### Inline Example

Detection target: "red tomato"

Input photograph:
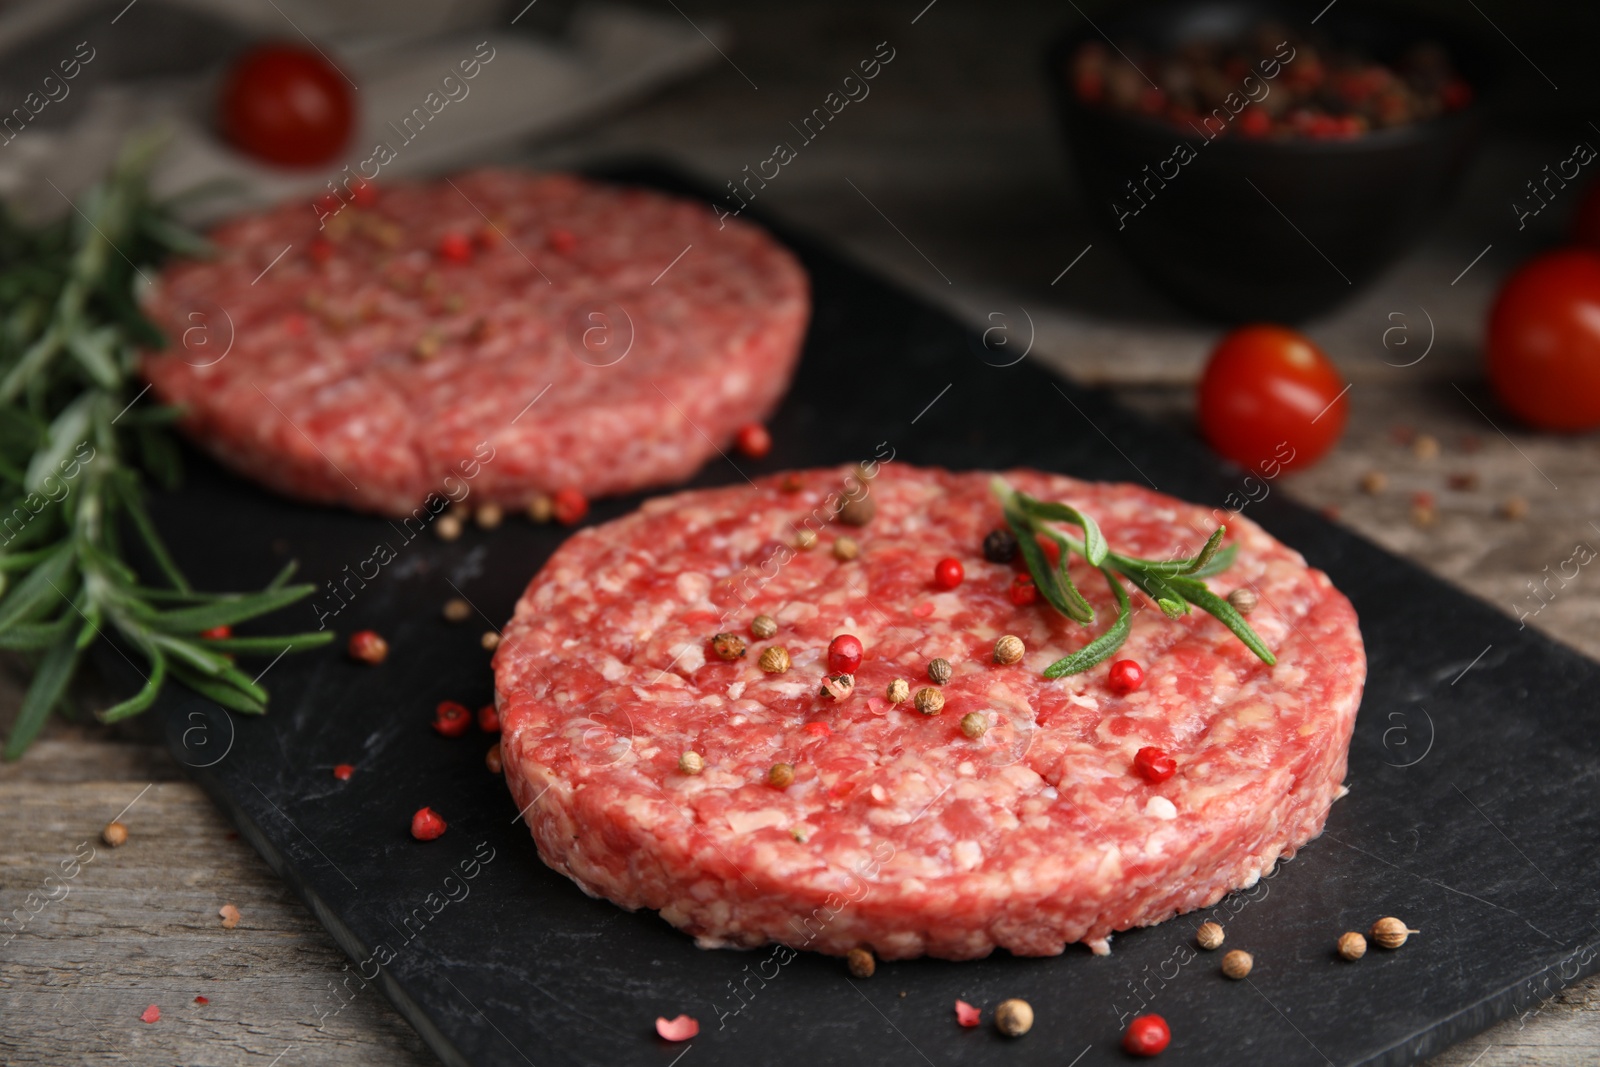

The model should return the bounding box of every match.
[1486,249,1600,431]
[1197,325,1347,473]
[219,43,354,167]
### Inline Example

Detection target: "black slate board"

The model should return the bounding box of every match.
[144,165,1600,1067]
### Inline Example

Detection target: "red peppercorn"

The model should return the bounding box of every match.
[347,630,388,665]
[734,423,772,459]
[350,180,379,208]
[932,558,964,590]
[547,228,578,254]
[803,721,831,738]
[194,996,209,1005]
[1134,746,1178,783]
[477,704,500,733]
[1009,573,1038,606]
[1238,106,1271,138]
[1108,658,1144,695]
[433,700,472,738]
[200,625,232,640]
[333,763,355,781]
[552,487,588,526]
[438,232,473,264]
[1123,1013,1171,1056]
[410,807,447,841]
[828,634,863,674]
[309,238,334,265]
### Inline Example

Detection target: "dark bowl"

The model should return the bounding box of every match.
[1045,0,1496,322]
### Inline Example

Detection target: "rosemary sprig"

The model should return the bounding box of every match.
[0,134,332,759]
[992,478,1275,679]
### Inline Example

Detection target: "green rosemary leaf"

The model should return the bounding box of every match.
[139,584,320,634]
[1121,567,1191,620]
[1187,543,1238,579]
[1015,494,1108,566]
[199,631,334,654]
[1005,500,1093,624]
[1042,570,1133,678]
[0,617,71,651]
[1168,576,1276,666]
[1188,526,1226,573]
[99,648,167,722]
[166,661,267,715]
[0,546,75,630]
[4,634,81,758]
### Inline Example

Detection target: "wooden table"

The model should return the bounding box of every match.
[4,2,1598,1063]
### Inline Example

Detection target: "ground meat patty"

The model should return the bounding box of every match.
[141,171,809,516]
[495,465,1365,960]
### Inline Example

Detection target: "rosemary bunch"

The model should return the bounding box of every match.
[993,478,1275,678]
[0,135,331,759]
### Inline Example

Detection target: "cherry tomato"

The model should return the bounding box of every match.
[1197,325,1348,473]
[219,43,354,167]
[1486,249,1600,431]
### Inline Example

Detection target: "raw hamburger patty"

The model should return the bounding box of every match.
[495,465,1365,960]
[141,170,809,516]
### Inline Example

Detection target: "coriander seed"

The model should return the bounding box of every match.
[750,614,778,639]
[475,502,503,529]
[527,494,554,523]
[768,762,795,788]
[1222,949,1253,979]
[994,998,1033,1037]
[1370,917,1418,949]
[913,687,945,715]
[886,678,910,704]
[960,712,988,739]
[443,598,471,622]
[758,646,791,674]
[833,536,859,561]
[1359,470,1388,495]
[1413,433,1440,461]
[994,634,1025,665]
[1226,588,1258,614]
[711,632,747,661]
[679,751,705,776]
[1501,495,1529,520]
[485,742,503,774]
[1196,921,1224,950]
[836,495,875,526]
[480,631,500,651]
[847,946,876,979]
[1337,931,1367,960]
[102,821,128,848]
[928,657,952,685]
[435,513,463,541]
[794,529,818,551]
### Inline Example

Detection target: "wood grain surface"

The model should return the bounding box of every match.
[3,1,1597,1064]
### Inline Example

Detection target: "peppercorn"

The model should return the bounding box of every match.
[679,751,705,776]
[347,630,388,665]
[710,633,747,661]
[836,495,875,526]
[847,946,876,979]
[102,821,128,848]
[1108,658,1144,694]
[1360,470,1388,495]
[820,673,855,701]
[435,513,463,541]
[993,634,1025,665]
[983,527,1018,563]
[927,657,952,684]
[750,614,778,639]
[1122,1013,1170,1056]
[527,494,554,523]
[333,763,355,780]
[1370,917,1418,949]
[1501,495,1529,520]
[758,646,791,674]
[994,998,1033,1037]
[476,503,503,529]
[932,557,964,590]
[433,701,472,738]
[411,806,448,841]
[485,743,503,774]
[1222,949,1253,979]
[1196,921,1225,950]
[1448,471,1480,491]
[734,423,771,459]
[1413,433,1440,461]
[886,678,910,704]
[477,704,500,733]
[443,598,471,622]
[1227,588,1258,615]
[1337,931,1367,960]
[219,903,241,929]
[795,529,818,550]
[768,762,795,788]
[833,536,859,561]
[828,634,863,674]
[552,487,588,526]
[913,687,945,715]
[481,631,500,650]
[960,712,988,739]
[780,474,804,493]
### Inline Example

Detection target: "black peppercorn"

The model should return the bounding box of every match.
[982,527,1018,564]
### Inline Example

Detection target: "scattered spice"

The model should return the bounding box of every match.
[993,634,1025,666]
[932,557,965,590]
[485,743,503,774]
[435,513,463,541]
[1226,588,1258,615]
[1108,658,1144,695]
[1221,949,1253,979]
[780,474,804,493]
[552,487,588,526]
[1410,491,1437,527]
[1134,746,1177,783]
[678,751,705,776]
[476,502,503,529]
[828,634,864,674]
[913,687,945,715]
[410,807,448,841]
[437,232,473,263]
[1359,470,1388,495]
[994,998,1032,1037]
[1122,1014,1170,1057]
[442,598,471,622]
[927,657,952,685]
[1412,433,1441,461]
[1370,916,1418,949]
[527,494,554,523]
[218,904,241,930]
[758,646,791,674]
[820,673,855,701]
[794,529,819,550]
[140,1004,161,1024]
[481,631,500,651]
[333,763,355,781]
[655,1015,699,1042]
[347,630,388,664]
[1009,573,1038,606]
[847,946,876,979]
[734,423,772,459]
[711,632,747,661]
[199,625,232,640]
[1196,921,1225,950]
[477,704,500,733]
[1500,495,1529,520]
[955,999,981,1028]
[803,722,831,738]
[836,494,875,526]
[1337,931,1367,960]
[768,762,795,788]
[833,536,859,561]
[1447,471,1480,491]
[194,996,209,1005]
[432,701,472,738]
[983,527,1019,563]
[960,712,988,739]
[412,332,441,360]
[886,678,910,704]
[789,826,807,843]
[751,614,778,639]
[102,821,128,848]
